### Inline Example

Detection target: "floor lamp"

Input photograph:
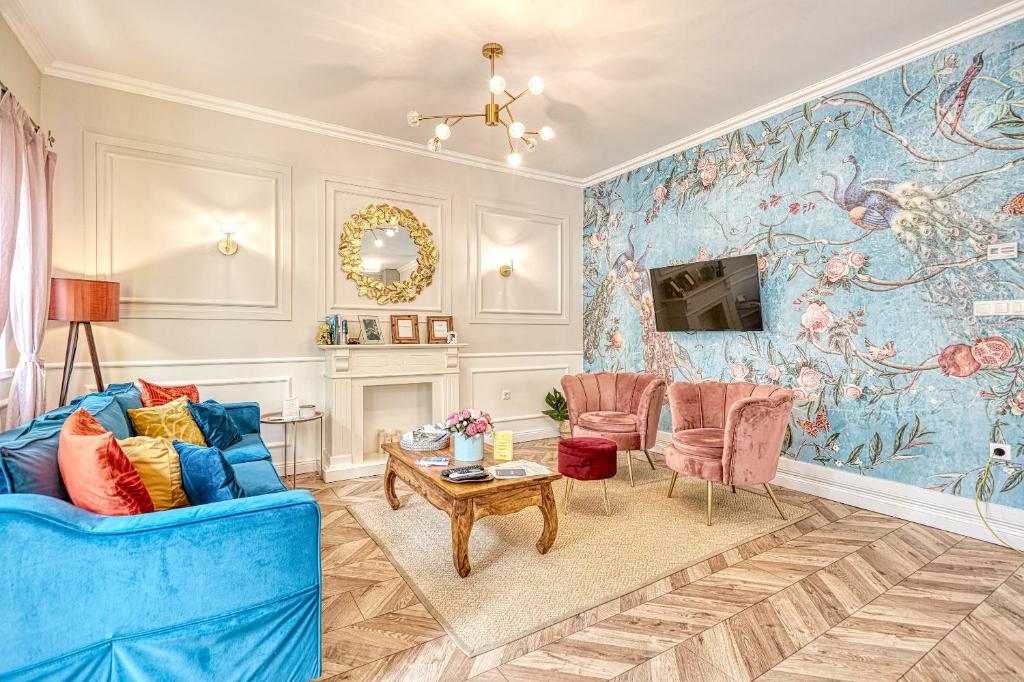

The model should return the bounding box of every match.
[48,278,120,406]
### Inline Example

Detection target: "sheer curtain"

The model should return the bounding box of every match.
[1,90,55,426]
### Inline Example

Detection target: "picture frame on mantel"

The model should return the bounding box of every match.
[359,315,384,344]
[426,315,453,344]
[390,314,420,344]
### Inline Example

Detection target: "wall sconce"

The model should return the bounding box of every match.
[499,258,514,277]
[218,221,239,256]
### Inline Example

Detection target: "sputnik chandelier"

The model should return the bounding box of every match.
[406,42,554,167]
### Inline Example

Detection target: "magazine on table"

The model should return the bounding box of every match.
[486,460,552,479]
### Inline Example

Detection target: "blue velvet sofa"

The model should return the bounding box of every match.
[0,384,322,681]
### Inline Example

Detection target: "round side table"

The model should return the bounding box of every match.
[260,410,324,489]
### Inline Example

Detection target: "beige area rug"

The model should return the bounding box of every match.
[349,466,811,657]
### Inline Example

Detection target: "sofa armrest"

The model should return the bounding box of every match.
[223,401,262,434]
[0,491,321,676]
[722,394,794,486]
[634,378,667,450]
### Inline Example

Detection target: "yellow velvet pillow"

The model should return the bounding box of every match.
[127,397,208,447]
[117,436,190,511]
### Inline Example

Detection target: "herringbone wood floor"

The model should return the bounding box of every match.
[303,439,1024,682]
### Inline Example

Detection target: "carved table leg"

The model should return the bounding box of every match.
[451,499,474,577]
[536,483,558,554]
[383,458,401,510]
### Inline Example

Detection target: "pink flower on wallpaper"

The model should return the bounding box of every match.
[731,151,747,165]
[847,251,866,268]
[823,258,849,282]
[765,364,781,381]
[609,331,624,349]
[696,155,717,187]
[844,384,863,399]
[797,366,822,390]
[653,185,668,202]
[801,301,833,332]
[589,232,604,249]
[757,256,768,272]
[677,178,689,192]
[792,388,808,400]
[729,362,751,380]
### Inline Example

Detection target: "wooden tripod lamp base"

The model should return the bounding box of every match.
[48,278,120,407]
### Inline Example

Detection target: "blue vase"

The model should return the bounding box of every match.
[453,433,484,461]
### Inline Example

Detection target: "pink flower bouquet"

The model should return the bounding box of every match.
[444,409,493,438]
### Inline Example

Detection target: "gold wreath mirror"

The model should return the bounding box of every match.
[339,203,438,304]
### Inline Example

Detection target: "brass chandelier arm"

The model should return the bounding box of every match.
[415,113,485,121]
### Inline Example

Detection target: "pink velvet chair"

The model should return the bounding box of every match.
[664,381,794,525]
[560,372,667,486]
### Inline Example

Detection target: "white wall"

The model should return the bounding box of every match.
[38,76,582,472]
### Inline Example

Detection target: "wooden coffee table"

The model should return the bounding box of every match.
[382,442,561,577]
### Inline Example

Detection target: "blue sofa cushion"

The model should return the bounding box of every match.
[222,432,272,465]
[74,394,133,440]
[231,459,287,497]
[173,441,245,505]
[0,429,70,500]
[187,400,242,450]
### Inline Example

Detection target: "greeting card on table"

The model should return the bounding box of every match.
[493,431,513,461]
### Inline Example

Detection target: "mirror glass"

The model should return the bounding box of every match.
[359,226,419,283]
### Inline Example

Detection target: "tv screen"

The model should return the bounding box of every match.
[649,255,763,332]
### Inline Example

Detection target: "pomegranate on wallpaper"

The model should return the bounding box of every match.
[583,20,1024,508]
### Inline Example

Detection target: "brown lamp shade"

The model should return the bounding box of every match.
[48,278,120,322]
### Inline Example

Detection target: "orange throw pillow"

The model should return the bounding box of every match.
[139,378,200,407]
[58,409,154,516]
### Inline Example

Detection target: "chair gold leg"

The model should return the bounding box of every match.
[764,483,786,520]
[626,451,634,487]
[706,481,713,526]
[602,479,610,516]
[667,471,678,498]
[643,449,656,470]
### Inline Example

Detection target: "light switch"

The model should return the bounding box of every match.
[987,242,1018,260]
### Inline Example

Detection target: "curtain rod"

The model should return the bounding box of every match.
[0,79,55,147]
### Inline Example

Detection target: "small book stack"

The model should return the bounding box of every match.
[400,423,450,452]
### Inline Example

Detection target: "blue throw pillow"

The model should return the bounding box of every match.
[187,400,242,450]
[75,394,132,440]
[173,441,245,505]
[0,429,71,500]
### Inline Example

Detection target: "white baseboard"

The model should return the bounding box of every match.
[273,457,320,478]
[654,431,1024,547]
[511,426,560,443]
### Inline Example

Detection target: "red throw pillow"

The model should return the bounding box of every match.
[139,378,200,407]
[58,409,154,516]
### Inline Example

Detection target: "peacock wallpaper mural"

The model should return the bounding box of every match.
[583,19,1024,509]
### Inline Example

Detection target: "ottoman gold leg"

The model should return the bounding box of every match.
[601,480,610,516]
[565,479,574,509]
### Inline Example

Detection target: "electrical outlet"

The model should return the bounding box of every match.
[990,443,1011,460]
[986,242,1018,260]
[501,390,511,401]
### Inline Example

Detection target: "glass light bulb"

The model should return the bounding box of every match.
[434,122,451,140]
[539,125,555,141]
[488,75,506,95]
[407,110,420,127]
[507,152,522,167]
[509,121,525,139]
[374,237,383,247]
[523,137,537,152]
[427,137,442,152]
[528,75,545,95]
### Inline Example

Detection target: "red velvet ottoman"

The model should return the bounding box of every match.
[557,437,617,515]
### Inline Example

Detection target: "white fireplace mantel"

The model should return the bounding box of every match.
[319,343,465,481]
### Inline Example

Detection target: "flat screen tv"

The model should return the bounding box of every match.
[649,255,763,332]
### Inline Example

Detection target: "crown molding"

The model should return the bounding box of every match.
[0,0,51,71]
[579,0,1024,187]
[43,61,584,187]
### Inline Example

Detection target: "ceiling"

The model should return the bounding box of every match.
[6,0,1017,180]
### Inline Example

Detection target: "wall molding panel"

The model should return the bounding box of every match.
[469,199,570,325]
[320,175,451,316]
[84,131,293,320]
